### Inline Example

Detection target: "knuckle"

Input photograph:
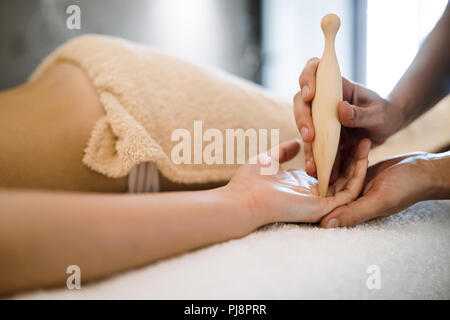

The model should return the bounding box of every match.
[299,57,320,85]
[352,106,361,123]
[293,91,302,105]
[299,72,308,87]
[306,57,320,66]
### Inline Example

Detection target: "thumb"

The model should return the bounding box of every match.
[320,192,383,228]
[338,101,381,128]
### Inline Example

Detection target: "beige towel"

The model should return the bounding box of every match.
[369,95,450,164]
[29,35,302,184]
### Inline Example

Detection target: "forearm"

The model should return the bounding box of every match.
[389,4,450,130]
[0,187,257,294]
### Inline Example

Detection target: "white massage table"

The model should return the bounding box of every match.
[14,200,450,300]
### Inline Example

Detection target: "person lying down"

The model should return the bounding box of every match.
[0,30,449,295]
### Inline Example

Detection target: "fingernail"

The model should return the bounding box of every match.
[302,86,309,99]
[300,127,309,140]
[326,218,340,228]
[306,160,311,169]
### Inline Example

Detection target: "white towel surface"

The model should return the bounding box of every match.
[14,200,450,299]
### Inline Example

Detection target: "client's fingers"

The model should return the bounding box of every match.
[353,138,372,161]
[267,139,301,164]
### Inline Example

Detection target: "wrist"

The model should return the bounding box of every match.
[420,152,450,199]
[384,95,407,135]
[388,86,424,132]
[218,184,267,231]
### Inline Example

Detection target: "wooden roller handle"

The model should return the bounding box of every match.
[311,14,343,197]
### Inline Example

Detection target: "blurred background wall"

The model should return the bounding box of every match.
[262,0,357,98]
[0,0,447,100]
[0,0,262,90]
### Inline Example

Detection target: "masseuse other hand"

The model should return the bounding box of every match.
[294,57,403,180]
[320,152,448,228]
[227,138,371,226]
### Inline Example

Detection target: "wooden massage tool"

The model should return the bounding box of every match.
[312,14,343,197]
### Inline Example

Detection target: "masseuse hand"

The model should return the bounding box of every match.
[320,152,450,228]
[227,138,371,225]
[294,57,404,180]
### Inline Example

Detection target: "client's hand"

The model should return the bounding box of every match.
[226,138,371,226]
[320,152,448,228]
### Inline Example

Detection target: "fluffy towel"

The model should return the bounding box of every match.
[13,200,450,299]
[370,95,450,164]
[29,35,302,183]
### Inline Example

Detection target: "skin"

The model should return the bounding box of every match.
[0,63,128,192]
[0,5,448,292]
[0,61,371,294]
[0,139,371,295]
[321,151,450,228]
[294,3,450,227]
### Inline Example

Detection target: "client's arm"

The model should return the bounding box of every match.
[0,139,371,295]
[0,187,249,294]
